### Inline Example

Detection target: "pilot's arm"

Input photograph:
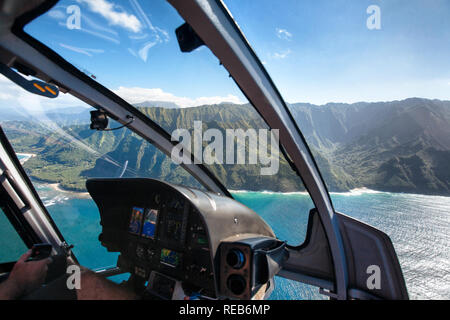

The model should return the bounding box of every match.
[75,269,138,300]
[0,250,51,300]
[0,250,137,300]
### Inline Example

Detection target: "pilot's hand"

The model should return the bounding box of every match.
[5,250,52,298]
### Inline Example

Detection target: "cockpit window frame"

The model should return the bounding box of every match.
[0,126,63,249]
[2,0,351,298]
[166,0,348,298]
[8,0,233,199]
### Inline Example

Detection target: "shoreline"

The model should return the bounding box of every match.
[230,187,450,198]
[230,187,380,196]
[36,182,450,200]
[45,183,91,199]
[16,153,36,164]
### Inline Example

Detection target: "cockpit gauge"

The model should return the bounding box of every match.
[136,244,145,259]
[147,247,156,260]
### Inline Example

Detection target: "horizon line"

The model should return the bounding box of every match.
[129,96,450,109]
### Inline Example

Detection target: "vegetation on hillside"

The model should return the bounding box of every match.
[2,98,449,195]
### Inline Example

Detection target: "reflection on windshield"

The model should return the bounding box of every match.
[0,0,446,300]
[24,0,310,195]
[0,91,203,191]
[20,0,317,255]
[26,0,242,104]
[0,76,205,269]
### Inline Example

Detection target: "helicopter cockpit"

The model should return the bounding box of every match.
[0,0,409,300]
[86,178,286,300]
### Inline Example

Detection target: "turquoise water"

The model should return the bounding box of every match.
[0,208,29,262]
[234,190,450,300]
[16,154,31,161]
[3,183,449,300]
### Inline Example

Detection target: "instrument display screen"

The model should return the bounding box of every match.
[128,207,144,235]
[142,209,158,239]
[160,248,181,268]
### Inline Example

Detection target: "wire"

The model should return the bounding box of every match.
[103,115,135,131]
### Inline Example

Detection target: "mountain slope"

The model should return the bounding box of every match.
[2,98,450,195]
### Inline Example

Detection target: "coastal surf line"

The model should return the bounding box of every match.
[170,121,280,175]
[16,153,36,164]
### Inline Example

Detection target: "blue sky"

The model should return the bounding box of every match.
[2,0,449,110]
[225,0,450,104]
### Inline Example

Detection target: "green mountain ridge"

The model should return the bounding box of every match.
[289,98,450,195]
[2,98,449,195]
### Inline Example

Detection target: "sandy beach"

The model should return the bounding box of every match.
[47,183,91,199]
[16,153,36,164]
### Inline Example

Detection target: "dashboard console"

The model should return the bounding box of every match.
[86,178,287,300]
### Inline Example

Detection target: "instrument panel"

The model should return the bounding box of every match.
[119,193,215,297]
[87,178,281,300]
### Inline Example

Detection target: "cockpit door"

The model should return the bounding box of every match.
[279,209,409,300]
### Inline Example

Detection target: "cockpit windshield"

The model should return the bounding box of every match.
[220,0,450,300]
[24,0,306,191]
[1,0,448,301]
[21,0,315,246]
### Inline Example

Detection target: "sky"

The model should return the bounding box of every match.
[1,0,450,111]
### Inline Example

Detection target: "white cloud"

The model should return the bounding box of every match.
[0,74,241,118]
[138,41,158,62]
[47,9,66,20]
[129,33,149,41]
[56,21,121,44]
[154,26,170,43]
[129,0,169,43]
[113,86,243,108]
[271,49,292,60]
[276,28,293,41]
[0,75,17,100]
[55,0,168,63]
[82,12,119,36]
[59,43,105,57]
[0,92,14,100]
[0,74,104,159]
[126,0,169,62]
[77,0,142,33]
[0,74,88,114]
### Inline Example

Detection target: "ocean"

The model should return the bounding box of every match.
[235,190,450,300]
[2,183,449,300]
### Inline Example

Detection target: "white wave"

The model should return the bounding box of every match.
[330,187,383,196]
[280,191,309,196]
[42,194,72,207]
[16,153,35,164]
[386,191,450,201]
[44,200,56,207]
[230,189,309,195]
